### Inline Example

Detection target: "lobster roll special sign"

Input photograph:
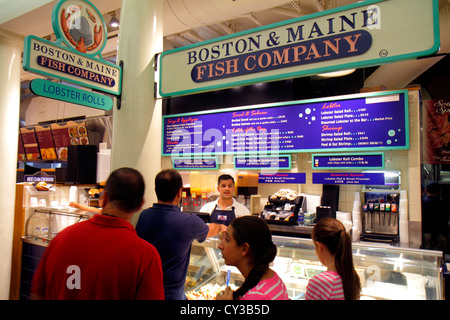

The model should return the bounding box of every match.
[23,0,121,96]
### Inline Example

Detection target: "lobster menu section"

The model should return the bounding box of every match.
[162,90,409,156]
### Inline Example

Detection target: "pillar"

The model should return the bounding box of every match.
[112,0,164,208]
[0,29,23,299]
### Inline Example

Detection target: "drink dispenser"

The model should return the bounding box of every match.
[190,171,201,207]
[236,172,259,196]
[200,173,214,207]
[360,191,400,243]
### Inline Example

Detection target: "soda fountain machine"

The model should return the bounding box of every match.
[360,171,402,244]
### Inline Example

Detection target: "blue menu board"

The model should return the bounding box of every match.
[162,90,409,156]
[234,155,291,170]
[313,172,385,185]
[312,153,385,170]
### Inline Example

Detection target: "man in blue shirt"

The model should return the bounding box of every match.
[136,169,224,300]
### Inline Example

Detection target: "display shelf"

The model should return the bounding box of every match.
[186,235,444,300]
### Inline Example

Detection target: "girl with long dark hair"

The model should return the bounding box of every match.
[216,216,289,300]
[306,217,361,300]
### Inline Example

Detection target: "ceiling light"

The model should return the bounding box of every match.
[316,69,356,78]
[109,11,119,28]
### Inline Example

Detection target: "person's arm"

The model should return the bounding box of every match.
[206,222,226,238]
[69,202,102,213]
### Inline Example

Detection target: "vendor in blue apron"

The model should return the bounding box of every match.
[210,206,236,226]
[200,174,250,226]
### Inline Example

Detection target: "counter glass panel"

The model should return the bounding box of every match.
[186,235,443,300]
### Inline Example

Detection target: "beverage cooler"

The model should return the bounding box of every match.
[185,236,444,300]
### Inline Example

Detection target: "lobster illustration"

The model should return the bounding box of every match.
[61,6,103,54]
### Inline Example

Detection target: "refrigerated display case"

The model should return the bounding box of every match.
[24,207,91,245]
[185,235,444,300]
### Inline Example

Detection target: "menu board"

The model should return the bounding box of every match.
[172,157,218,170]
[20,127,40,160]
[35,125,57,160]
[313,172,385,185]
[234,155,291,169]
[162,90,409,156]
[258,173,306,184]
[51,121,89,160]
[312,153,384,170]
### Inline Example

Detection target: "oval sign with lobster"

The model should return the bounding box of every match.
[52,0,107,57]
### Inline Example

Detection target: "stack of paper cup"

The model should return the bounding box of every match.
[399,190,409,244]
[69,186,78,203]
[97,143,111,183]
[351,191,362,242]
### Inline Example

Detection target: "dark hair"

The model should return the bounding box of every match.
[230,216,277,299]
[426,182,439,195]
[218,174,234,185]
[104,167,145,213]
[155,169,183,202]
[312,217,361,300]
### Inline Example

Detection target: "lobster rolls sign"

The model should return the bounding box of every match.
[159,0,439,97]
[23,0,121,96]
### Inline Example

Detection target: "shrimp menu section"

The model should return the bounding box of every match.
[162,90,409,156]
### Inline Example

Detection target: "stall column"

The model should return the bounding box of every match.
[111,0,163,207]
[0,29,23,299]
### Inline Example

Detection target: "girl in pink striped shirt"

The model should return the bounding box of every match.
[216,216,289,300]
[306,218,361,300]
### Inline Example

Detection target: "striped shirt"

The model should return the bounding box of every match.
[240,271,289,300]
[305,271,345,300]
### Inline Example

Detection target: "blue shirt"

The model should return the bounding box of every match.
[136,203,209,300]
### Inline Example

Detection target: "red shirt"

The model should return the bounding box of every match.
[32,214,164,300]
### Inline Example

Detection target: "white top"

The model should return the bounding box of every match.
[199,198,250,218]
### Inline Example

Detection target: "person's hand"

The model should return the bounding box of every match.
[69,202,81,209]
[216,286,233,300]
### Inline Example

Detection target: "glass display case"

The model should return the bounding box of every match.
[24,207,91,245]
[20,184,93,246]
[185,236,444,300]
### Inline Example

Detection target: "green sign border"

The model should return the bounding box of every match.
[171,156,219,170]
[311,152,385,170]
[29,78,113,111]
[233,155,292,170]
[161,89,410,156]
[23,35,122,96]
[159,0,439,97]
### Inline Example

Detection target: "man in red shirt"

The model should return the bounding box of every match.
[31,167,164,300]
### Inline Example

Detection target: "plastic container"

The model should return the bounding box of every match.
[297,208,304,226]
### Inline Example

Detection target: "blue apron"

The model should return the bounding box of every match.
[210,206,236,226]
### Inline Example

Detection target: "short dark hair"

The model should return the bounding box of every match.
[155,169,183,202]
[217,174,234,186]
[104,167,145,213]
[426,182,439,195]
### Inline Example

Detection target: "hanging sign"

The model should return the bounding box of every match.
[234,155,292,170]
[159,0,439,97]
[162,90,409,156]
[29,79,113,111]
[23,0,121,96]
[312,152,385,169]
[312,172,385,185]
[258,173,306,184]
[172,157,219,170]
